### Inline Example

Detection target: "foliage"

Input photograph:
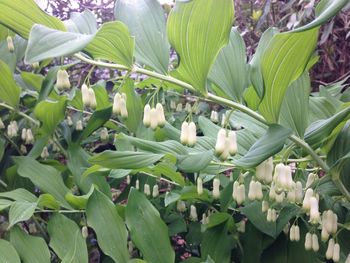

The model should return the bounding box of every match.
[0,0,349,263]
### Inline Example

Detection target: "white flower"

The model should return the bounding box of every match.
[81,84,90,107]
[119,94,128,118]
[144,184,151,196]
[135,179,140,190]
[212,178,220,199]
[156,103,166,127]
[333,243,340,262]
[262,201,269,213]
[215,128,227,155]
[113,93,122,115]
[306,173,317,188]
[176,200,186,212]
[0,118,4,129]
[100,128,109,141]
[75,120,83,131]
[326,238,335,260]
[81,226,88,239]
[25,129,34,145]
[187,122,197,147]
[126,175,131,185]
[21,128,27,141]
[66,116,73,126]
[309,197,320,224]
[190,205,198,221]
[56,69,71,90]
[185,102,192,113]
[40,146,49,159]
[210,110,219,123]
[302,188,314,211]
[345,253,350,263]
[176,103,182,112]
[197,177,203,195]
[150,108,158,130]
[7,36,14,52]
[256,157,273,183]
[304,232,312,251]
[312,234,319,252]
[143,104,151,128]
[180,121,189,145]
[227,131,237,155]
[152,185,159,198]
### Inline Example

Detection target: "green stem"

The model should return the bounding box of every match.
[73,53,330,173]
[0,102,40,126]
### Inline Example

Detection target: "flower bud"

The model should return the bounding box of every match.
[113,93,122,115]
[333,243,340,262]
[190,205,198,221]
[185,102,192,113]
[156,103,166,127]
[236,185,246,205]
[262,201,269,213]
[255,181,263,200]
[212,178,220,199]
[66,116,73,126]
[20,145,27,154]
[126,175,131,185]
[135,179,140,190]
[275,192,285,203]
[309,197,320,224]
[149,108,158,130]
[88,88,97,109]
[170,100,176,110]
[294,225,300,241]
[143,104,151,128]
[187,122,197,147]
[295,181,303,203]
[152,184,159,198]
[81,84,90,107]
[197,177,203,195]
[7,36,14,52]
[215,129,227,155]
[210,110,219,123]
[304,232,312,251]
[75,120,83,131]
[312,234,319,252]
[248,180,256,200]
[21,128,27,141]
[0,118,4,129]
[144,184,151,196]
[232,181,239,200]
[180,121,189,145]
[56,69,71,90]
[176,103,182,112]
[176,200,186,212]
[306,173,316,188]
[25,129,34,145]
[290,225,295,241]
[326,238,335,260]
[100,128,109,141]
[120,98,128,118]
[227,131,237,155]
[302,188,314,211]
[82,226,88,239]
[41,146,49,159]
[237,220,246,233]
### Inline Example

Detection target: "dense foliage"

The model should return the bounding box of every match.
[0,0,349,262]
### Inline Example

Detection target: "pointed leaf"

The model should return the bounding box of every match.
[114,0,169,73]
[86,189,129,263]
[126,188,175,263]
[8,201,37,228]
[167,0,234,93]
[64,10,97,34]
[0,59,21,107]
[0,239,21,263]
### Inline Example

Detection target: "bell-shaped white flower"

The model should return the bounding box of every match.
[333,243,340,262]
[309,197,320,224]
[152,185,159,198]
[294,225,300,241]
[135,179,140,190]
[21,128,27,141]
[236,184,246,205]
[113,93,122,115]
[126,175,131,185]
[176,103,182,112]
[100,128,109,141]
[304,232,312,251]
[295,181,303,203]
[302,188,314,211]
[227,131,237,155]
[143,104,151,127]
[25,129,34,145]
[180,121,189,145]
[144,184,151,196]
[256,157,273,183]
[119,95,128,118]
[312,234,319,252]
[150,108,158,130]
[197,177,203,195]
[187,122,197,147]
[66,116,73,126]
[7,36,14,52]
[75,120,83,131]
[156,103,166,127]
[262,201,269,213]
[212,178,220,199]
[306,173,317,188]
[41,146,49,159]
[0,118,4,129]
[190,205,198,221]
[176,200,186,212]
[81,84,90,108]
[81,226,88,239]
[215,128,227,155]
[185,102,192,113]
[56,69,71,90]
[210,110,219,123]
[290,225,296,241]
[326,238,335,260]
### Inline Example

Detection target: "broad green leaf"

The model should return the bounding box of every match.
[177,151,214,173]
[8,201,37,228]
[117,133,188,155]
[243,86,261,111]
[0,239,21,263]
[38,66,59,102]
[0,0,65,39]
[89,150,164,169]
[259,28,319,123]
[64,10,97,34]
[249,27,279,97]
[34,98,67,135]
[92,83,111,110]
[73,106,112,143]
[85,21,134,68]
[293,0,349,32]
[309,96,338,123]
[209,28,248,102]
[21,72,44,91]
[114,0,169,73]
[0,199,12,211]
[25,24,94,64]
[67,145,111,196]
[37,194,60,210]
[0,59,21,107]
[279,72,310,137]
[65,186,94,210]
[0,189,37,203]
[305,106,350,148]
[86,189,129,263]
[126,188,175,263]
[47,213,88,263]
[167,0,234,94]
[119,78,143,133]
[234,124,292,168]
[14,156,71,209]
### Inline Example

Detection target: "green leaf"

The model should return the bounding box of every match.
[38,66,59,102]
[0,188,37,203]
[64,10,97,34]
[8,201,37,228]
[37,194,60,210]
[65,186,94,210]
[85,21,134,68]
[177,150,214,173]
[86,189,129,263]
[91,82,112,110]
[209,28,248,102]
[10,226,51,263]
[0,59,21,107]
[89,150,164,169]
[119,78,143,133]
[47,213,88,263]
[25,24,94,64]
[21,72,44,91]
[259,28,319,123]
[34,98,67,135]
[0,0,66,39]
[279,72,310,137]
[0,239,21,263]
[14,156,71,209]
[234,124,292,168]
[293,0,349,32]
[0,199,12,211]
[167,0,234,94]
[73,106,112,143]
[126,188,175,263]
[305,106,350,148]
[114,0,169,73]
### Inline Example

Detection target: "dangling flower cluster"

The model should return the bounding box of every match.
[210,110,219,123]
[304,232,319,252]
[273,163,294,191]
[215,128,237,160]
[302,188,320,224]
[305,172,317,188]
[266,208,277,222]
[212,178,221,199]
[256,158,273,183]
[326,239,340,262]
[7,121,18,138]
[56,69,71,90]
[180,121,197,147]
[7,36,14,52]
[321,210,338,241]
[232,181,245,205]
[289,224,300,241]
[21,128,34,145]
[143,103,166,129]
[81,84,97,109]
[248,180,263,201]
